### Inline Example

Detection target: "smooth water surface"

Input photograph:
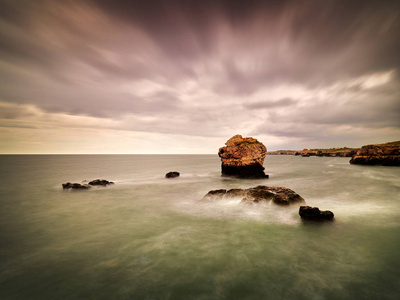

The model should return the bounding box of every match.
[0,155,399,300]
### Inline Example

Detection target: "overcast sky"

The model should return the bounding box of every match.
[0,0,399,153]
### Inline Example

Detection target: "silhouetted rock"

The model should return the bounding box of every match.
[350,142,400,166]
[88,179,114,186]
[299,206,334,220]
[62,182,91,190]
[218,135,268,178]
[165,171,180,178]
[203,185,305,205]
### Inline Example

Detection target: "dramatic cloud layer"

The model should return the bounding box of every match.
[0,0,399,153]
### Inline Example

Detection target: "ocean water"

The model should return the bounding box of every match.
[0,155,399,300]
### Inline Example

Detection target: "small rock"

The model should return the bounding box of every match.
[299,206,334,220]
[165,171,180,178]
[62,182,91,190]
[88,179,114,186]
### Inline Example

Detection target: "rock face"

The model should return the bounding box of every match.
[165,171,180,178]
[299,206,334,220]
[203,185,305,206]
[88,179,114,186]
[62,182,91,189]
[218,135,267,178]
[349,142,400,166]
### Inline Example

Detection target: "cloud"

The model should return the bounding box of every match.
[244,98,297,110]
[0,0,399,153]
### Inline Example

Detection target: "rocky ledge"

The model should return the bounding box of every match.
[349,141,400,166]
[203,185,305,205]
[62,179,114,189]
[218,135,268,178]
[299,206,334,221]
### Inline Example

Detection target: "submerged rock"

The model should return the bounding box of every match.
[62,182,91,190]
[349,142,400,166]
[299,206,334,220]
[88,179,114,186]
[165,171,180,178]
[203,185,305,206]
[218,135,268,178]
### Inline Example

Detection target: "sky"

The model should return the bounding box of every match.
[0,0,399,154]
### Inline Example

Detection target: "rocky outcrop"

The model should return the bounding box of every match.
[165,171,180,178]
[218,135,268,178]
[299,206,334,220]
[203,185,305,206]
[62,182,91,190]
[88,179,114,186]
[349,142,400,166]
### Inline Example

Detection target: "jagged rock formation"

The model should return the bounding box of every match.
[165,171,180,178]
[299,206,334,220]
[203,185,305,206]
[349,142,400,166]
[218,135,268,178]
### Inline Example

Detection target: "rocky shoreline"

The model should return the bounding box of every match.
[350,142,400,166]
[267,148,358,157]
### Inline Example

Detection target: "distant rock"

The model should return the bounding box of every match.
[218,135,268,178]
[349,142,400,166]
[62,182,91,190]
[62,179,114,189]
[203,185,305,206]
[88,179,114,186]
[165,171,180,178]
[299,206,334,220]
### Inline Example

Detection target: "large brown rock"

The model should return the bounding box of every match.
[349,142,400,166]
[218,135,267,178]
[203,185,305,206]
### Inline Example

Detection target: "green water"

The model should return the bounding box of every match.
[0,155,399,299]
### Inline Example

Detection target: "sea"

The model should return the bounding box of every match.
[0,155,399,300]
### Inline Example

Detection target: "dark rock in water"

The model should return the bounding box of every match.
[218,135,268,178]
[299,206,334,220]
[245,186,305,205]
[204,189,227,198]
[62,182,91,190]
[203,185,305,205]
[165,171,180,178]
[349,142,400,166]
[225,188,246,198]
[88,179,114,186]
